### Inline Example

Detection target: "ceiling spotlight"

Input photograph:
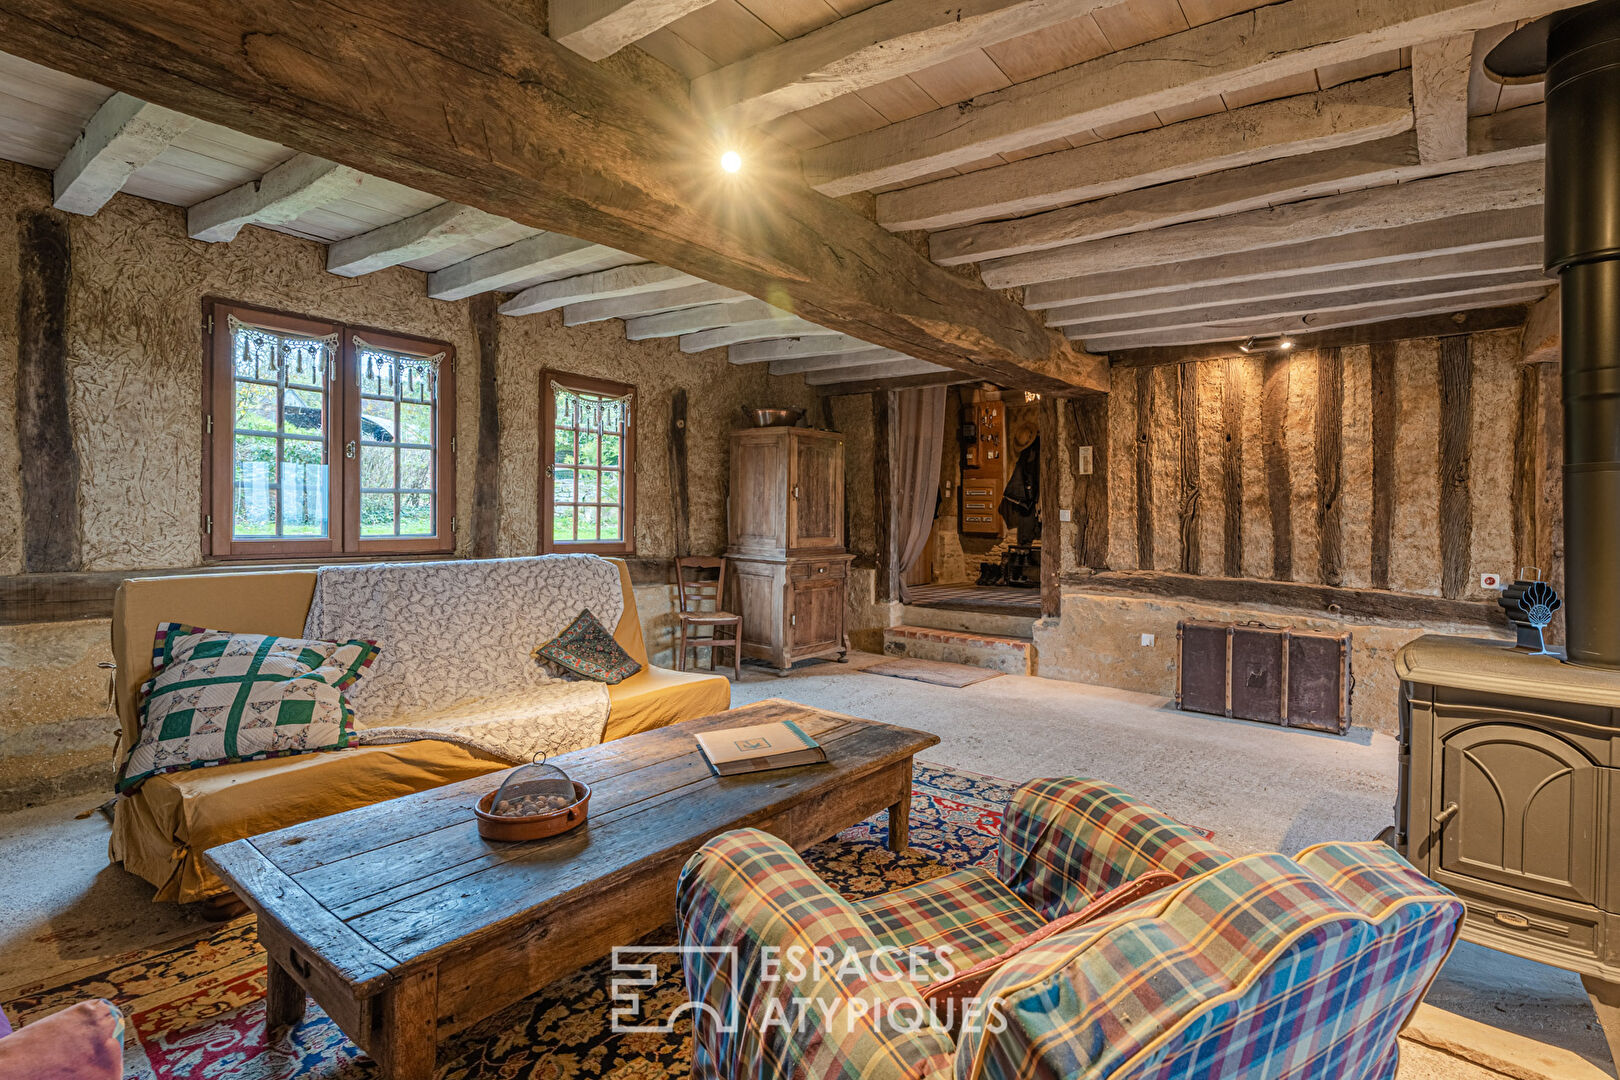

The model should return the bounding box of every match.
[720,150,742,173]
[1238,335,1296,353]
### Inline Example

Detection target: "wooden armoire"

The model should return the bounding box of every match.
[726,426,852,676]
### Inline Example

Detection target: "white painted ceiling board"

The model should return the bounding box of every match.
[401,221,546,272]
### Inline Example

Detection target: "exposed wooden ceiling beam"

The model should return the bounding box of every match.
[1521,285,1560,364]
[728,334,880,363]
[1109,303,1533,368]
[500,263,699,316]
[691,0,1108,127]
[1042,242,1545,327]
[883,73,1416,233]
[560,281,741,325]
[768,348,905,374]
[326,201,510,276]
[1072,270,1549,344]
[815,369,972,395]
[0,0,1102,391]
[548,0,717,61]
[988,160,1541,288]
[680,319,838,353]
[624,298,786,339]
[427,234,636,301]
[52,92,196,215]
[1412,33,1473,163]
[187,152,363,242]
[1074,285,1549,351]
[803,357,946,384]
[936,104,1542,267]
[803,0,1579,195]
[1024,205,1543,309]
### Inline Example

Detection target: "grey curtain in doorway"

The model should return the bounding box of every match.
[892,386,947,603]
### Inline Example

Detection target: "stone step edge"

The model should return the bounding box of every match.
[884,625,1033,649]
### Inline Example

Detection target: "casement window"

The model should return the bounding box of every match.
[540,371,636,556]
[204,301,456,558]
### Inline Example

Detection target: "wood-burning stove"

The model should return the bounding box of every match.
[1396,1,1620,1058]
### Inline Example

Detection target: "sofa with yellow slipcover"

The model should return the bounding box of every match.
[108,558,729,903]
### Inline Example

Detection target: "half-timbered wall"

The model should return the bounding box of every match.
[0,158,816,808]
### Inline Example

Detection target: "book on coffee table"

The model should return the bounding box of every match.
[695,720,827,776]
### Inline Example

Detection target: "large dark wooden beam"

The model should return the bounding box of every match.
[1315,346,1344,586]
[1262,354,1293,580]
[668,387,690,559]
[1134,367,1154,569]
[1221,357,1244,577]
[1178,362,1200,575]
[1039,394,1060,619]
[816,369,973,396]
[1071,394,1109,569]
[1438,334,1473,599]
[469,293,501,559]
[873,392,895,604]
[0,0,1104,394]
[1060,569,1505,628]
[1110,304,1530,369]
[1369,340,1397,590]
[16,210,78,573]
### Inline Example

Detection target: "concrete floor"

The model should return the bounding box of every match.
[0,652,1611,1077]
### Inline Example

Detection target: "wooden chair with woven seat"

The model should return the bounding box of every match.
[675,556,742,680]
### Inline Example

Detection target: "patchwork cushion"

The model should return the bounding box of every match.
[118,623,378,792]
[534,609,641,684]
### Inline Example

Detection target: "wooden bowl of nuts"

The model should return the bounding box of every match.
[474,779,591,841]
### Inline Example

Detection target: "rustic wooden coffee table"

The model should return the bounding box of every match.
[205,700,938,1080]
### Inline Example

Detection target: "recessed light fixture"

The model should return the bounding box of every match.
[720,150,742,173]
[1239,337,1258,353]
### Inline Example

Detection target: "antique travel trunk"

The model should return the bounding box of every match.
[1176,621,1352,735]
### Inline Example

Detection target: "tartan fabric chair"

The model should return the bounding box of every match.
[676,777,1462,1080]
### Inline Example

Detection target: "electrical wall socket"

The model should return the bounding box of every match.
[1059,508,1072,522]
[1078,446,1094,475]
[1140,633,1155,647]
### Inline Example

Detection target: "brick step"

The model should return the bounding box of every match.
[882,624,1034,675]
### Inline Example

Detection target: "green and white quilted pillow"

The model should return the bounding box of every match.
[117,623,379,793]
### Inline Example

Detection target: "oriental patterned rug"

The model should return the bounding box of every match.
[3,763,1032,1080]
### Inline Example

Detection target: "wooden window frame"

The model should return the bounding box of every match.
[203,300,456,560]
[539,370,636,556]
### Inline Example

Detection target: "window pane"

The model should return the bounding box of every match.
[554,429,575,466]
[400,402,432,444]
[361,445,396,489]
[601,434,621,468]
[283,388,324,437]
[361,492,397,536]
[282,461,328,536]
[400,365,434,404]
[555,391,574,427]
[578,469,598,504]
[399,449,433,491]
[600,506,621,541]
[553,504,575,542]
[361,397,394,442]
[554,467,575,504]
[285,343,325,388]
[601,471,621,506]
[235,382,278,433]
[576,506,598,541]
[578,430,599,466]
[360,352,396,398]
[233,435,278,538]
[399,491,433,536]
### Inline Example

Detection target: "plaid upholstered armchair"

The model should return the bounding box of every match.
[676,777,1462,1080]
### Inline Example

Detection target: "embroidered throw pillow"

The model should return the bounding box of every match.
[534,609,641,684]
[118,623,379,792]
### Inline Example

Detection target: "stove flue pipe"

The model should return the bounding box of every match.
[1490,0,1620,667]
